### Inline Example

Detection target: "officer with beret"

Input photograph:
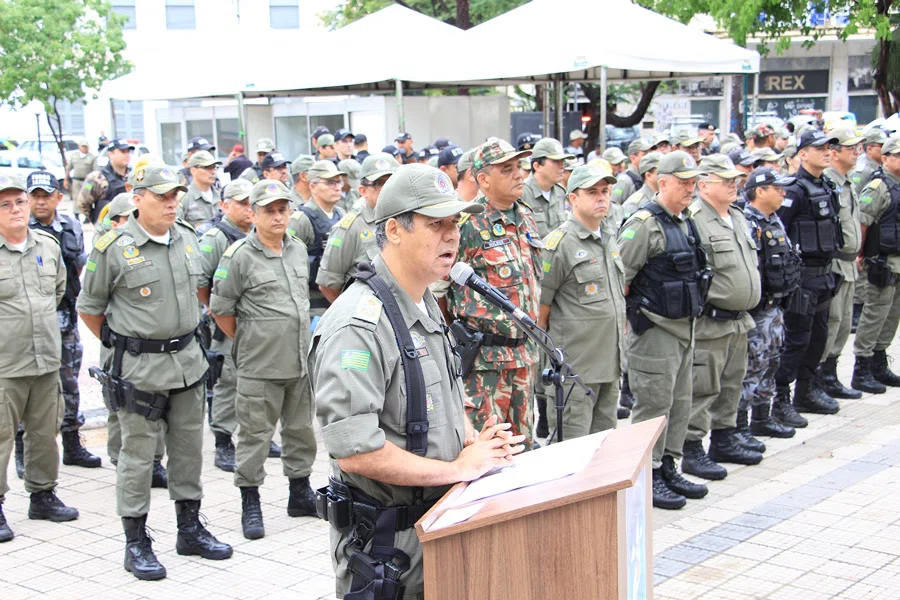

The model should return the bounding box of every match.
[311,163,522,599]
[612,139,651,204]
[78,138,133,223]
[290,154,316,207]
[0,174,80,544]
[622,152,662,220]
[538,163,625,438]
[181,150,224,227]
[210,179,319,540]
[697,123,718,156]
[78,164,232,580]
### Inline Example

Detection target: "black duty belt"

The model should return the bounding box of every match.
[837,251,858,262]
[102,327,196,355]
[702,305,747,321]
[755,295,782,311]
[481,332,525,347]
[802,264,831,276]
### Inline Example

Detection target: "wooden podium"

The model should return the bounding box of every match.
[415,416,665,600]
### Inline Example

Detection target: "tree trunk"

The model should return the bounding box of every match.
[455,0,470,30]
[46,99,68,173]
[579,82,659,151]
[731,75,745,140]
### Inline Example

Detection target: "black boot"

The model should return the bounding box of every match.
[536,397,549,439]
[0,504,13,543]
[750,403,795,438]
[851,302,862,333]
[708,428,763,465]
[617,406,631,419]
[852,356,887,394]
[619,372,635,409]
[287,477,317,517]
[651,468,685,510]
[61,431,102,468]
[174,500,232,560]
[240,487,265,540]
[681,439,728,480]
[772,386,808,428]
[151,460,168,489]
[122,515,166,580]
[660,455,707,499]
[793,378,839,415]
[14,429,24,480]
[213,432,236,472]
[871,350,900,387]
[734,410,766,453]
[28,491,79,522]
[818,356,862,399]
[268,441,282,458]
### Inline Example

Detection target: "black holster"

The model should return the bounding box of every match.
[626,307,655,336]
[865,256,898,288]
[88,366,168,421]
[205,349,225,390]
[449,321,484,379]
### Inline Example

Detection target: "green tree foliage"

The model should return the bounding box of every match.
[0,0,131,172]
[321,0,527,30]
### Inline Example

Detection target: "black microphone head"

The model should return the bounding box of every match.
[450,262,474,286]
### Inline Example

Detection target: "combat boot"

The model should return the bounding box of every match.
[174,500,233,560]
[287,477,317,517]
[852,355,887,394]
[851,302,862,333]
[28,491,79,522]
[772,385,808,428]
[14,429,24,479]
[213,432,236,472]
[240,487,265,540]
[151,460,168,489]
[681,439,727,480]
[818,356,861,399]
[871,350,900,387]
[750,403,795,438]
[617,406,631,419]
[793,378,839,415]
[268,441,282,458]
[708,429,763,465]
[660,455,707,499]
[61,431,102,468]
[733,410,766,453]
[0,504,13,543]
[122,514,166,580]
[535,397,549,439]
[619,372,635,409]
[651,468,685,510]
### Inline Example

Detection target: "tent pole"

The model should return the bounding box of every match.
[542,85,550,137]
[395,79,406,133]
[236,92,247,148]
[555,75,564,140]
[752,73,760,127]
[722,75,733,135]
[599,66,608,150]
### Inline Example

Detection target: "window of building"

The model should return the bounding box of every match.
[274,116,310,159]
[166,0,195,30]
[215,118,241,160]
[47,100,87,138]
[186,119,214,150]
[112,100,144,141]
[161,123,182,166]
[270,0,299,29]
[112,1,136,29]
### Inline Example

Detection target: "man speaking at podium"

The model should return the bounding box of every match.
[310,164,526,600]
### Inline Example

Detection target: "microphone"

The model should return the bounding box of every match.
[450,262,537,328]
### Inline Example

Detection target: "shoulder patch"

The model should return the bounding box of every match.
[175,218,195,232]
[352,294,383,324]
[204,227,221,238]
[222,238,248,258]
[871,179,883,189]
[688,201,702,216]
[94,230,121,252]
[633,209,653,221]
[338,212,358,229]
[543,228,567,251]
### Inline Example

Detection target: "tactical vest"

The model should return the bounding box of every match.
[299,204,342,291]
[864,170,900,257]
[786,175,842,261]
[628,203,710,319]
[91,164,128,223]
[30,214,83,306]
[196,215,246,243]
[745,210,802,299]
[179,166,192,187]
[625,169,642,191]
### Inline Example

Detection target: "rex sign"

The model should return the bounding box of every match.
[751,70,830,96]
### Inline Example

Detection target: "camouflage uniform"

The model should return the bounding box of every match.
[78,166,130,223]
[740,306,784,411]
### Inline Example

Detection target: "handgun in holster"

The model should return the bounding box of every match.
[449,321,484,379]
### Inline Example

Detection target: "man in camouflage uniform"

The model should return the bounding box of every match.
[68,138,96,219]
[289,154,315,208]
[538,163,625,439]
[180,151,223,227]
[622,152,661,220]
[445,139,541,450]
[79,138,133,223]
[317,153,398,303]
[611,139,651,204]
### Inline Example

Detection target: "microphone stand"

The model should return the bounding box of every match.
[503,309,592,444]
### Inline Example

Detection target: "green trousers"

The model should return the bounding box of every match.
[234,376,316,488]
[854,279,900,357]
[209,336,237,437]
[547,381,617,441]
[117,383,205,517]
[626,326,693,469]
[686,329,748,442]
[825,277,855,359]
[0,372,62,503]
[107,410,165,463]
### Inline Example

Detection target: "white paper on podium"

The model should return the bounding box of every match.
[431,501,486,530]
[452,430,609,506]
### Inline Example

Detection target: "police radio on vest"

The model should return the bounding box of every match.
[450,262,537,328]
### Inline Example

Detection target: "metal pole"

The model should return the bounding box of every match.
[555,75,564,140]
[722,75,733,135]
[542,84,550,137]
[599,66,608,150]
[752,72,760,127]
[36,113,42,160]
[235,92,247,147]
[395,79,405,133]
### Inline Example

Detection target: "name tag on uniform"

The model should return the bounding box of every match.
[483,237,511,250]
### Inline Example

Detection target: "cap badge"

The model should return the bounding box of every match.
[375,159,391,171]
[683,156,695,168]
[434,173,454,195]
[0,176,9,186]
[134,169,145,182]
[160,168,175,180]
[267,183,279,194]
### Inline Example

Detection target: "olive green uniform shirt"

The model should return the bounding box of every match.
[622,183,656,220]
[68,151,96,180]
[210,232,311,379]
[617,197,694,341]
[77,216,207,391]
[520,175,567,238]
[197,217,246,289]
[316,202,379,290]
[0,229,66,375]
[689,198,761,339]
[859,171,900,273]
[825,166,862,281]
[540,216,626,383]
[851,155,881,198]
[611,166,640,205]
[180,183,221,227]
